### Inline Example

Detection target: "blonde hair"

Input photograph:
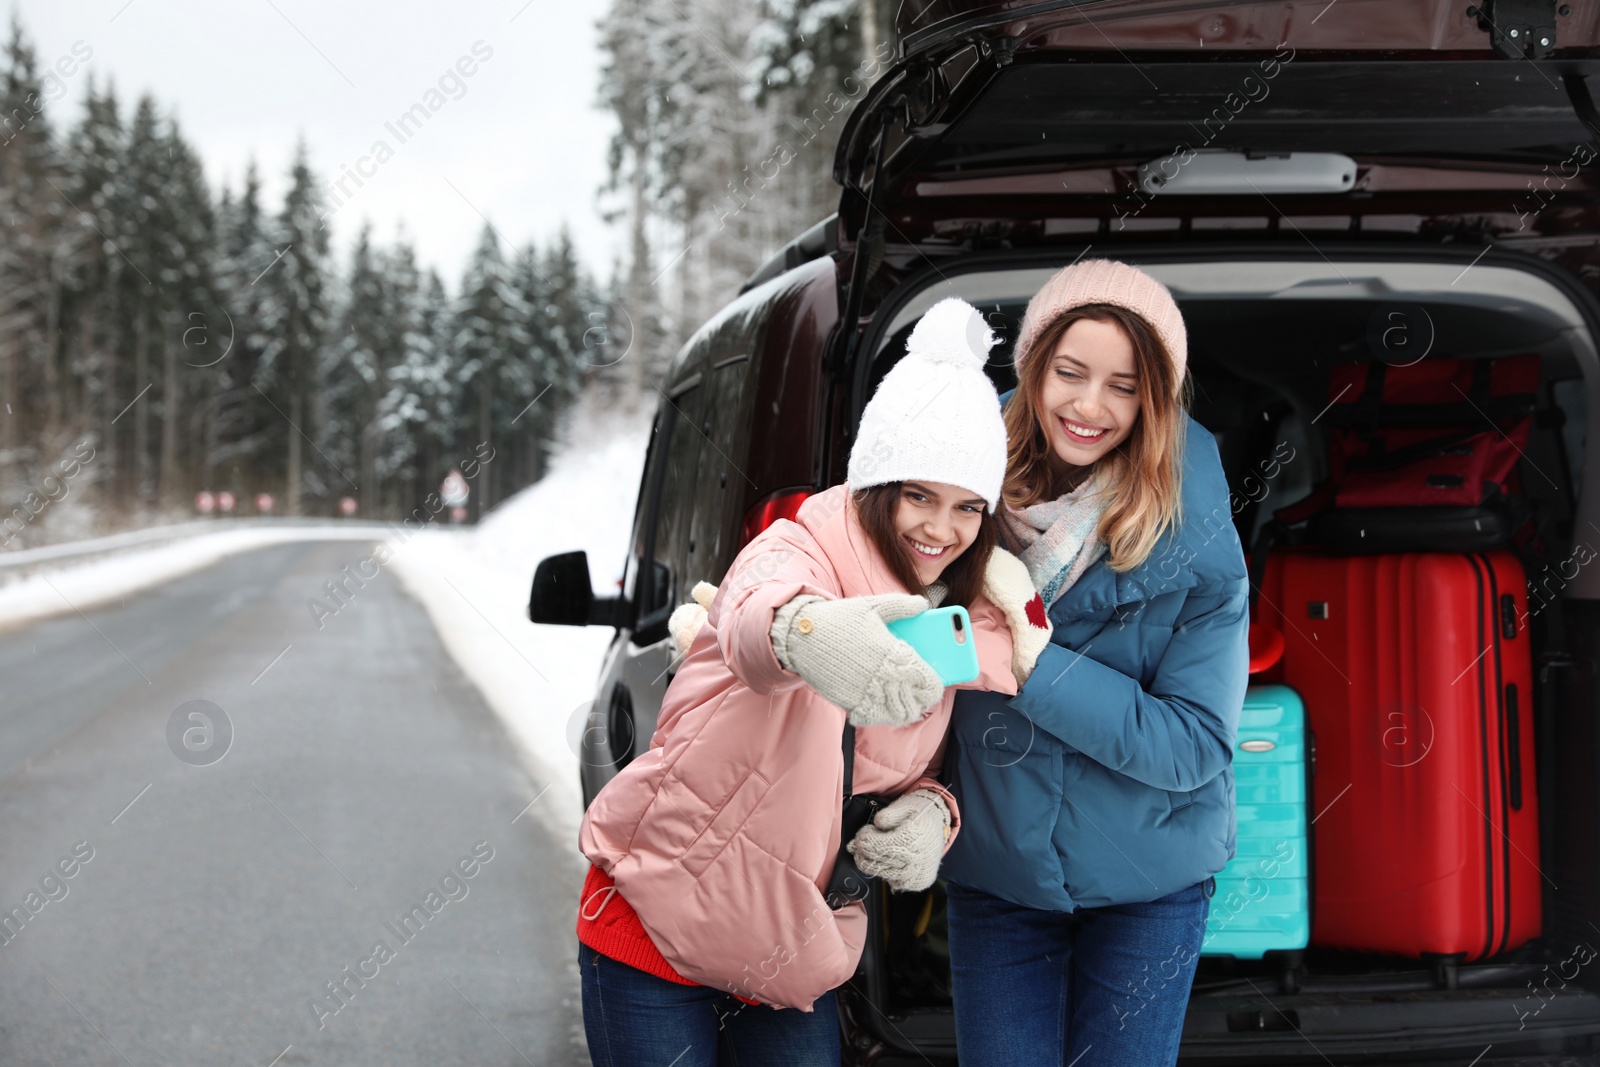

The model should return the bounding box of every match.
[1002,304,1190,572]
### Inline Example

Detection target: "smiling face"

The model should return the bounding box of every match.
[892,480,987,585]
[1036,316,1142,487]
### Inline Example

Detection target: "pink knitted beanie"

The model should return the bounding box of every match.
[1012,259,1187,397]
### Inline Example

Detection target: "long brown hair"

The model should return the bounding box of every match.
[852,483,997,608]
[1002,304,1189,572]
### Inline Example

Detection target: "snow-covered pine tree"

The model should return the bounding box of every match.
[595,0,693,390]
[157,116,216,506]
[376,239,453,510]
[541,226,594,411]
[587,269,636,405]
[0,14,64,495]
[453,222,531,518]
[208,161,278,500]
[750,0,880,231]
[651,0,766,335]
[113,95,172,503]
[258,139,332,515]
[414,266,459,501]
[511,239,559,486]
[595,0,891,392]
[327,222,394,513]
[60,77,124,493]
[202,181,237,490]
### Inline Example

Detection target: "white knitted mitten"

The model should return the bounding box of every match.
[770,593,942,727]
[667,581,719,658]
[846,789,951,892]
[983,547,1053,686]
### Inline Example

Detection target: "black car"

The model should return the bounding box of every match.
[534,2,1600,1061]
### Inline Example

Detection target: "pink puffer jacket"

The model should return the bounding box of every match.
[578,483,1018,1010]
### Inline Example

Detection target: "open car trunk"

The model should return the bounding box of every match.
[835,250,1600,1065]
[811,1,1600,1061]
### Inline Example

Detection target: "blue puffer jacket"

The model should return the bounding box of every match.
[942,412,1249,912]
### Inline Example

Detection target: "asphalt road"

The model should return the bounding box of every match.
[0,541,591,1066]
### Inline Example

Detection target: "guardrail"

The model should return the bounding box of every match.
[0,518,399,580]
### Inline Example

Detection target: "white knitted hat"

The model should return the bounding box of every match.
[847,297,1008,510]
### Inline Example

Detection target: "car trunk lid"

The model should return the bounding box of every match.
[834,0,1600,244]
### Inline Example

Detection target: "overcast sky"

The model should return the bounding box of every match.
[15,0,621,285]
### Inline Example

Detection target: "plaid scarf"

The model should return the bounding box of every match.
[997,472,1110,608]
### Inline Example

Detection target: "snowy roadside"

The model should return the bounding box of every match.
[387,419,651,843]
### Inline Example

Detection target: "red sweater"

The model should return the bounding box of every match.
[576,864,761,1006]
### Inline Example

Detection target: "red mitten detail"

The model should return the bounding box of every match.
[982,547,1053,687]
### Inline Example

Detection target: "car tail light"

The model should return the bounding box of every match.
[739,487,813,549]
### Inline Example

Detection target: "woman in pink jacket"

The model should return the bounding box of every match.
[576,298,1051,1065]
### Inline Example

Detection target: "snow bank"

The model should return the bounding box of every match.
[388,403,652,842]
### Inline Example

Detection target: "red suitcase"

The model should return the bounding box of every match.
[1256,550,1541,960]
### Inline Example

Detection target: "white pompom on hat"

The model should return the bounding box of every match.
[847,297,1009,510]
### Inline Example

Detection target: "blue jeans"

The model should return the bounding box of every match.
[946,879,1212,1067]
[579,944,842,1066]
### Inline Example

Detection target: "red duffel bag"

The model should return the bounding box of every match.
[1324,355,1537,508]
[1274,355,1540,553]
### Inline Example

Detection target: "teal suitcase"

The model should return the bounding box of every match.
[1202,684,1311,958]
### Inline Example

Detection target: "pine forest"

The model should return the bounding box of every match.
[0,1,892,542]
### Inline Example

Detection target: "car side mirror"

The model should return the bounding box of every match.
[529,551,627,627]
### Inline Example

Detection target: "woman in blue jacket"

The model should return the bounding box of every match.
[942,259,1249,1066]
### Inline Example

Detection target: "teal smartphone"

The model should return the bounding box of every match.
[886,605,980,686]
